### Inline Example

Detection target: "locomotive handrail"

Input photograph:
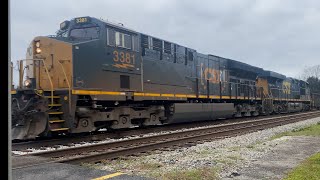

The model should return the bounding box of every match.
[18,58,54,105]
[11,62,14,89]
[57,60,72,114]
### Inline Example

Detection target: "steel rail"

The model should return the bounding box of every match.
[12,111,317,151]
[55,111,320,164]
[13,111,320,168]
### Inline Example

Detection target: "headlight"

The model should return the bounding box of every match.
[36,48,41,54]
[35,41,40,48]
[24,79,32,87]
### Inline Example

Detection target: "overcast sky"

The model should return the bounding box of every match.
[10,0,320,84]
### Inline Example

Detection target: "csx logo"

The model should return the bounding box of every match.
[282,82,291,94]
[200,63,220,87]
[203,68,220,84]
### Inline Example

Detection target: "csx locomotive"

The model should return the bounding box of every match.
[11,16,314,140]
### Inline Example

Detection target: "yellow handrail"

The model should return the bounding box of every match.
[57,60,72,114]
[10,62,13,89]
[18,59,54,106]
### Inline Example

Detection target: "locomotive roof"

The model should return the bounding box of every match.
[69,16,305,82]
[259,70,286,80]
[96,17,139,34]
[93,17,181,47]
[226,59,264,74]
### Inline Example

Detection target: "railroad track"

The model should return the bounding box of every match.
[12,110,320,169]
[12,111,314,151]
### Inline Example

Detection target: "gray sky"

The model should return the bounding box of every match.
[10,0,320,85]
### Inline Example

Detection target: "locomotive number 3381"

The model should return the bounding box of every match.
[113,50,135,65]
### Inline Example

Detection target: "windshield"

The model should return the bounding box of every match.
[69,26,100,40]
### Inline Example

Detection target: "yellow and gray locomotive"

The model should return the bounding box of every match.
[11,16,313,140]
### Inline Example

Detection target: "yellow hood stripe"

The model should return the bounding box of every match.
[70,90,310,101]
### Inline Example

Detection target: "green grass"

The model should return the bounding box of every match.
[246,144,255,149]
[198,149,212,154]
[229,146,241,151]
[283,152,320,180]
[271,122,320,140]
[226,155,243,161]
[159,167,219,180]
[136,162,163,171]
[216,158,234,165]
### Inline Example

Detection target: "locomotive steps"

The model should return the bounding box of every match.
[12,110,320,169]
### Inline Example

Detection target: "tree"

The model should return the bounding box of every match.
[299,65,320,94]
[300,65,320,81]
[306,76,320,94]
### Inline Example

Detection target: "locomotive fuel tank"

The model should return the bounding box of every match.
[287,102,303,112]
[166,103,234,124]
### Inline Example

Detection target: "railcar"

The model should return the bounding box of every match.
[11,16,312,140]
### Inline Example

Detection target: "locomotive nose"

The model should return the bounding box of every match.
[28,36,73,90]
[11,36,73,140]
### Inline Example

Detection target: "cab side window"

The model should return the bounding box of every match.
[107,28,116,46]
[116,32,131,49]
[106,27,139,52]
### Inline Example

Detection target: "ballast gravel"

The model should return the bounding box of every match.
[11,116,275,155]
[92,117,320,179]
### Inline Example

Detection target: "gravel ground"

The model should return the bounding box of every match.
[11,115,278,155]
[92,117,320,179]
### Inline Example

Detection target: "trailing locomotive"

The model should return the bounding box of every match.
[11,16,313,140]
